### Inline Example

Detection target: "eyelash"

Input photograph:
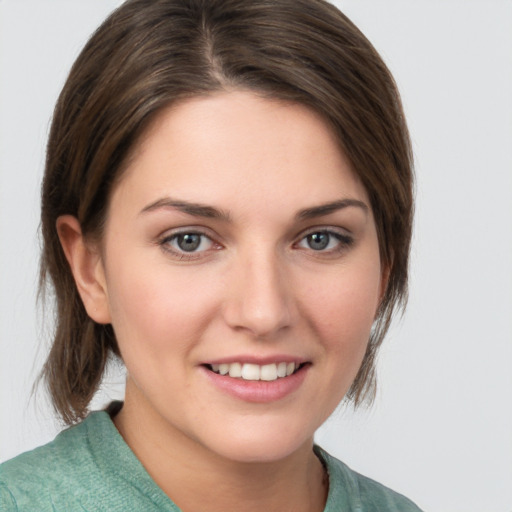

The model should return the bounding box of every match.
[294,228,354,256]
[158,230,220,260]
[158,227,354,260]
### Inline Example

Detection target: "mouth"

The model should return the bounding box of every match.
[203,362,307,382]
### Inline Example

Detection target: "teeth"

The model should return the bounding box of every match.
[209,362,301,381]
[260,363,277,381]
[228,362,242,378]
[241,363,260,381]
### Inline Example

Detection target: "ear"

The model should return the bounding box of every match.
[56,215,111,324]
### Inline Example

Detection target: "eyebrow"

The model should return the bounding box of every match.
[296,199,369,220]
[140,197,368,221]
[140,197,231,221]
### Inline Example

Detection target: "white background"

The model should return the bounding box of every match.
[1,1,511,511]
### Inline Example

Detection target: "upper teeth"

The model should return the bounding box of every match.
[210,362,298,381]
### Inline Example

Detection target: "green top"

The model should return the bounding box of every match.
[0,410,422,511]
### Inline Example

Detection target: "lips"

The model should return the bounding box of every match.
[201,359,310,402]
[207,362,301,381]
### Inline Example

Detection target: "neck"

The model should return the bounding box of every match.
[113,385,328,512]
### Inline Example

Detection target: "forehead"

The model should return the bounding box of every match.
[111,90,369,217]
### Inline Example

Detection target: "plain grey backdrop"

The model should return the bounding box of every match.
[1,1,511,511]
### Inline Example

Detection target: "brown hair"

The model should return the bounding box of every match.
[40,0,413,424]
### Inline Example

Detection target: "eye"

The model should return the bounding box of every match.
[173,233,209,252]
[160,230,216,257]
[296,229,353,253]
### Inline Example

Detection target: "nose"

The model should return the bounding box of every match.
[222,248,294,339]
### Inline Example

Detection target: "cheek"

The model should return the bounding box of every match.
[103,252,220,361]
[301,263,382,353]
[291,264,382,424]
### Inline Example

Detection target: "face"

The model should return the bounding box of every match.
[95,91,383,463]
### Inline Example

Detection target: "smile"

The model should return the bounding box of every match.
[206,362,303,381]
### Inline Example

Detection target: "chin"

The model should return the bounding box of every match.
[197,419,317,465]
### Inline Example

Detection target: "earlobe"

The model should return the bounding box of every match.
[56,215,111,324]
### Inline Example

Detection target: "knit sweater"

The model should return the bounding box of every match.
[0,409,422,511]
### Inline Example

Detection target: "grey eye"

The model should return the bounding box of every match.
[297,229,353,253]
[160,230,217,259]
[176,233,202,252]
[306,232,331,251]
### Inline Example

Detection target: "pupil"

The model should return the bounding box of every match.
[178,234,201,252]
[308,232,329,250]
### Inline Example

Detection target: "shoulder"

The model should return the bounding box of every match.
[315,446,423,512]
[0,409,177,511]
[0,414,100,511]
[1,416,95,482]
[353,469,423,511]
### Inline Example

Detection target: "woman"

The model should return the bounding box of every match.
[0,0,419,510]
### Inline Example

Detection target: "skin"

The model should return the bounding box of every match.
[58,91,385,512]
